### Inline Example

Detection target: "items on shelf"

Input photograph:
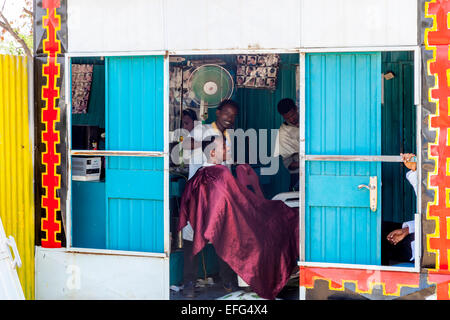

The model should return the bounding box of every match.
[72,157,101,181]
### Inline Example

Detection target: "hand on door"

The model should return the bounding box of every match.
[400,153,416,172]
[387,227,409,245]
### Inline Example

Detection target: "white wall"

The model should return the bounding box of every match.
[35,247,169,299]
[67,0,418,53]
[165,0,301,51]
[301,0,418,48]
[67,0,166,53]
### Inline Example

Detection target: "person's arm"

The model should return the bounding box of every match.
[278,126,300,169]
[406,170,418,195]
[279,137,299,159]
[289,161,299,171]
[282,153,299,171]
[402,220,415,235]
[387,227,409,245]
[401,153,417,171]
[182,136,202,150]
[387,154,417,246]
[401,153,418,195]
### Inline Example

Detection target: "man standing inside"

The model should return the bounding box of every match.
[383,153,418,264]
[274,98,300,191]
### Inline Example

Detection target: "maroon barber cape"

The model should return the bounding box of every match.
[178,164,299,299]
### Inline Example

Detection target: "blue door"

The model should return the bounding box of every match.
[305,53,382,265]
[105,56,165,253]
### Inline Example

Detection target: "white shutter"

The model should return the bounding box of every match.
[0,217,24,300]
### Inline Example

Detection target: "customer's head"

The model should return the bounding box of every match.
[202,134,227,164]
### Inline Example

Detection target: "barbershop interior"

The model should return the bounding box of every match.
[68,51,417,300]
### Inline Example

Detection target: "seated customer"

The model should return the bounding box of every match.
[179,134,299,300]
[181,134,237,297]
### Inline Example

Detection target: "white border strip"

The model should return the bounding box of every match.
[298,261,418,273]
[163,53,170,256]
[63,247,167,258]
[66,51,166,58]
[305,155,403,162]
[70,150,165,157]
[67,46,418,57]
[65,54,72,249]
[299,52,306,262]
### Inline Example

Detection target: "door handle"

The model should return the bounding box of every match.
[358,176,377,212]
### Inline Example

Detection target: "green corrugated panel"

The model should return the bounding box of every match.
[235,54,297,198]
[381,52,416,223]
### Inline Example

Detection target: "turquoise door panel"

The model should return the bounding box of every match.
[106,167,164,200]
[72,181,106,249]
[106,56,164,152]
[307,174,379,207]
[305,53,381,265]
[107,198,164,252]
[105,56,165,253]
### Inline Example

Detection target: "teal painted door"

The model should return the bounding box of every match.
[305,53,382,265]
[105,56,165,253]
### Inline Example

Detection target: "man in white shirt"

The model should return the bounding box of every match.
[186,99,238,180]
[384,153,418,263]
[274,98,300,191]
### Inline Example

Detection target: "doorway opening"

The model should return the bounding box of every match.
[302,51,418,270]
[168,53,300,300]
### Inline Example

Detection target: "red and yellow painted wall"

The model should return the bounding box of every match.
[38,0,63,248]
[34,0,67,251]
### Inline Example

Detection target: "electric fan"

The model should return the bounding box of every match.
[186,64,234,120]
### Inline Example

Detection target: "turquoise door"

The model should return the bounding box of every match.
[105,56,165,253]
[305,53,382,265]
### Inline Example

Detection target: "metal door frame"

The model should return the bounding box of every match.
[64,52,170,258]
[298,47,421,273]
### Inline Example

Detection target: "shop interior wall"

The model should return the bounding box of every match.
[205,54,296,199]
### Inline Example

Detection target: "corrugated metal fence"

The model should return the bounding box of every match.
[0,55,34,300]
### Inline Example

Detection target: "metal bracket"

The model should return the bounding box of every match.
[5,236,22,269]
